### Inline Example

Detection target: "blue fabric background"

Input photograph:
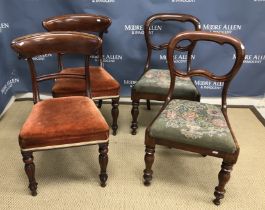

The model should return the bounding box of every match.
[1,0,265,114]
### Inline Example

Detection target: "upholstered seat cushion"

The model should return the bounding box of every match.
[19,96,109,151]
[149,99,236,153]
[52,66,120,99]
[133,69,200,100]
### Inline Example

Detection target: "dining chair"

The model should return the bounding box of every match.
[131,13,201,135]
[143,31,245,205]
[11,32,110,196]
[42,14,120,135]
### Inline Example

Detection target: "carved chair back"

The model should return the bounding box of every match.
[42,14,111,67]
[144,13,201,72]
[166,31,245,114]
[11,32,102,104]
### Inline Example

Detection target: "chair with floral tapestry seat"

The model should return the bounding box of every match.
[11,32,110,196]
[131,13,201,135]
[143,31,245,205]
[42,14,120,135]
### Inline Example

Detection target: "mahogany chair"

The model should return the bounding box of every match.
[42,14,120,135]
[143,31,245,205]
[11,32,110,196]
[131,13,201,135]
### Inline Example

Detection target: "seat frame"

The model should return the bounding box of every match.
[143,31,245,205]
[42,14,119,135]
[131,13,201,135]
[11,32,109,196]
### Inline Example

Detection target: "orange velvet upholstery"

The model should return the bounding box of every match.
[19,96,109,151]
[52,66,120,99]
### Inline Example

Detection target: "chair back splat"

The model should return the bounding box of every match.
[143,31,245,206]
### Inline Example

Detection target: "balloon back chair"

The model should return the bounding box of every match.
[143,31,245,205]
[42,14,120,135]
[11,32,110,196]
[131,13,201,135]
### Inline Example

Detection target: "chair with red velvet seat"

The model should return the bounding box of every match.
[131,13,202,135]
[143,31,245,205]
[11,32,110,196]
[42,14,120,135]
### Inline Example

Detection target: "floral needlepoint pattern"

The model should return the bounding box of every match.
[133,69,200,99]
[149,99,236,153]
[140,69,192,88]
[182,111,197,121]
[212,119,227,128]
[161,100,230,139]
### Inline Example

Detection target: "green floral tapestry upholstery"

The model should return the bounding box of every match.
[149,99,236,153]
[133,69,200,100]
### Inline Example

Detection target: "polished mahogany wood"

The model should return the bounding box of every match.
[143,146,155,186]
[143,31,245,205]
[21,151,38,196]
[131,100,140,135]
[43,14,111,33]
[99,143,109,187]
[213,161,233,205]
[111,98,119,136]
[43,14,111,67]
[12,32,101,59]
[144,13,201,52]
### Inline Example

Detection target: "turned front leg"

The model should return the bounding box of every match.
[213,161,234,205]
[21,151,38,196]
[143,146,155,186]
[131,99,139,135]
[111,98,119,135]
[98,143,109,187]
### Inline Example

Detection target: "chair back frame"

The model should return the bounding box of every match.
[167,31,245,113]
[11,32,102,104]
[144,13,201,73]
[42,14,111,69]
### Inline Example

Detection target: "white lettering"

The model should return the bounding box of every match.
[172,0,196,2]
[0,23,9,29]
[1,78,19,95]
[92,0,115,3]
[235,53,265,64]
[125,25,143,31]
[194,80,224,90]
[203,24,242,34]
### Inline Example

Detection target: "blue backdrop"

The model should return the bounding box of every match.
[1,0,265,115]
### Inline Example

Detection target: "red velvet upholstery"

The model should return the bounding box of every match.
[52,67,120,98]
[19,96,109,150]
